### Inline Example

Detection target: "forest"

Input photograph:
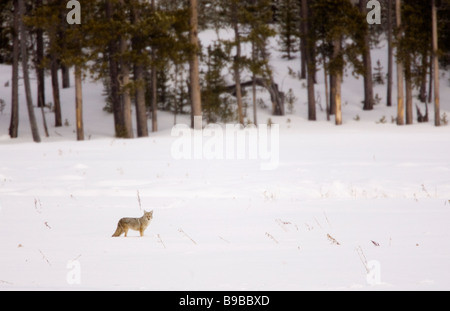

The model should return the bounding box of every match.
[0,0,449,142]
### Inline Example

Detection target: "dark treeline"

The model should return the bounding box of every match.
[0,0,449,142]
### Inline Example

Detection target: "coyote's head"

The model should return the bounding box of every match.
[143,210,153,221]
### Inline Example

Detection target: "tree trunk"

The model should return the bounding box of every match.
[324,57,330,121]
[252,42,258,125]
[36,0,45,108]
[134,66,149,138]
[301,0,316,121]
[106,0,125,138]
[119,34,134,139]
[333,37,342,126]
[396,0,404,126]
[189,0,202,129]
[225,78,284,116]
[232,1,244,125]
[329,74,336,115]
[387,0,393,107]
[61,64,71,89]
[428,53,433,103]
[432,0,440,127]
[404,55,413,125]
[360,0,374,111]
[419,51,428,103]
[150,0,158,132]
[299,0,307,80]
[9,0,20,139]
[75,65,84,141]
[132,3,149,137]
[19,0,41,143]
[51,52,62,127]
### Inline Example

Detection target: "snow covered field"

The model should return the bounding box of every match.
[1,32,450,290]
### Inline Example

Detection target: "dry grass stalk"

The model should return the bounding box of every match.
[178,228,197,245]
[327,233,341,245]
[157,234,166,249]
[265,232,279,244]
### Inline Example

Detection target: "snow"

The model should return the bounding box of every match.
[1,29,450,290]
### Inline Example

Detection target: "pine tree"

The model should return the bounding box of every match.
[202,43,234,123]
[244,0,276,124]
[278,0,300,60]
[310,0,365,125]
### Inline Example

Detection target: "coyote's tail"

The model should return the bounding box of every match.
[112,224,123,237]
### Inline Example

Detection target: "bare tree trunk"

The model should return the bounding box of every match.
[335,77,342,125]
[331,37,342,125]
[39,95,49,138]
[387,0,393,107]
[106,0,125,138]
[232,1,244,125]
[396,0,404,126]
[252,41,258,125]
[75,65,84,141]
[36,0,45,108]
[329,74,336,115]
[360,0,374,111]
[9,0,20,138]
[151,53,157,132]
[428,53,433,103]
[419,51,428,103]
[404,55,413,125]
[150,0,158,132]
[61,65,71,89]
[51,52,62,127]
[119,33,134,139]
[132,3,149,137]
[19,0,41,143]
[189,0,202,129]
[299,0,307,80]
[432,0,440,126]
[324,57,330,121]
[301,0,316,121]
[333,37,342,126]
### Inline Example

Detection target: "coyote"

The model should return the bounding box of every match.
[112,210,153,237]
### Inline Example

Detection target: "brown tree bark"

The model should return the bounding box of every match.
[132,2,149,137]
[387,0,393,107]
[301,0,316,121]
[51,52,62,127]
[19,0,41,142]
[75,65,84,141]
[150,0,158,133]
[35,0,45,109]
[9,0,20,138]
[333,37,342,126]
[396,0,404,126]
[232,0,245,125]
[432,0,440,126]
[106,0,126,138]
[360,0,374,111]
[189,0,202,129]
[404,55,413,124]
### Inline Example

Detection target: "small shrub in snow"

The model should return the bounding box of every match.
[376,116,387,124]
[441,113,449,126]
[0,98,5,114]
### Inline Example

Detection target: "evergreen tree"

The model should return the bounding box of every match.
[310,0,365,125]
[202,43,234,123]
[278,0,300,60]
